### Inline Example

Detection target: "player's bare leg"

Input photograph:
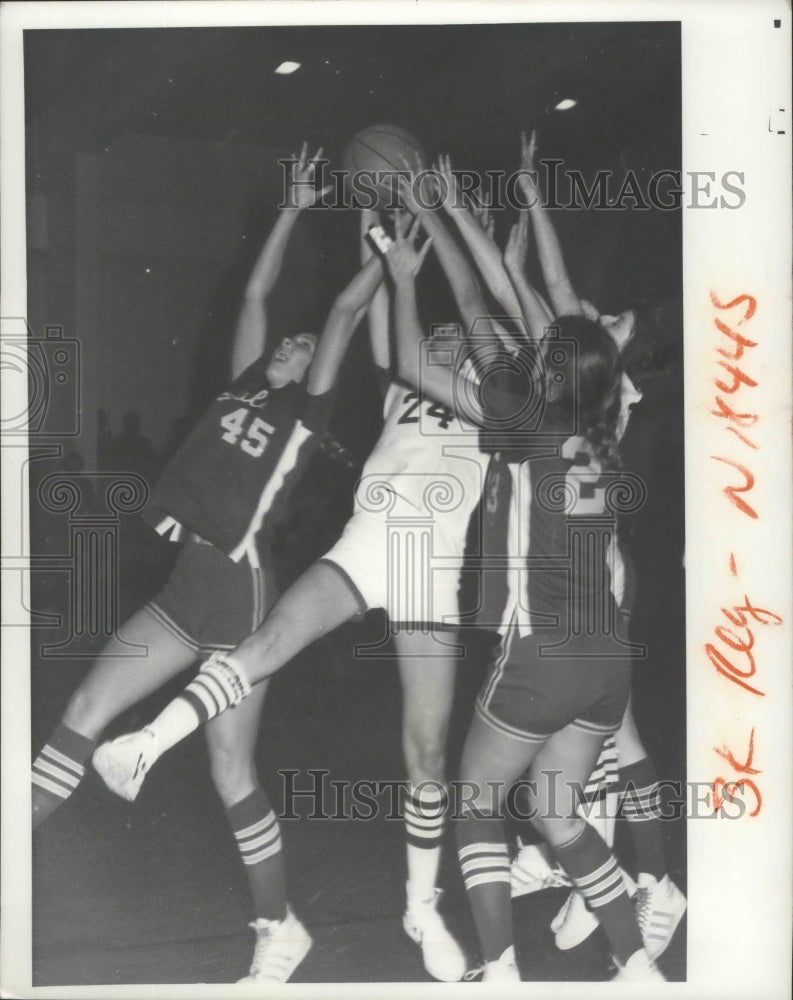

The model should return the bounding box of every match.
[33,608,197,826]
[92,562,363,801]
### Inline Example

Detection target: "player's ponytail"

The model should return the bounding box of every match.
[554,315,622,471]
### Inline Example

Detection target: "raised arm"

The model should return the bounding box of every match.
[396,175,515,365]
[231,144,330,378]
[396,173,483,326]
[502,209,554,341]
[360,208,391,373]
[307,253,385,397]
[434,154,524,320]
[518,131,583,319]
[383,216,484,424]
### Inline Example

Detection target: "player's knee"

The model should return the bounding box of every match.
[208,746,257,805]
[535,813,585,848]
[403,733,446,784]
[62,689,112,739]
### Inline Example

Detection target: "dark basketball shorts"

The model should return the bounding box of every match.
[145,536,276,657]
[475,620,632,743]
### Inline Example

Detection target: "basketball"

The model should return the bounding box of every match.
[342,124,426,209]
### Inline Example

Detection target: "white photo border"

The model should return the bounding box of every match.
[2,2,791,998]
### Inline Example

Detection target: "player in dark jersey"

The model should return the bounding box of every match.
[31,144,386,984]
[387,228,664,980]
[505,130,685,959]
[427,137,683,962]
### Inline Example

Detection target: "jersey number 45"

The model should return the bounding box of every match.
[220,407,275,458]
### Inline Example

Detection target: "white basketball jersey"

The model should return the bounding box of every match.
[355,380,488,536]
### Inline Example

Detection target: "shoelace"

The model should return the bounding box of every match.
[248,920,287,977]
[462,958,518,981]
[512,855,571,890]
[541,867,572,889]
[634,887,652,934]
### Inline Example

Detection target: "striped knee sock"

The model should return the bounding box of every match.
[32,723,95,828]
[182,652,252,724]
[146,652,252,758]
[553,822,643,964]
[616,757,666,881]
[456,810,512,962]
[227,787,287,922]
[405,782,448,902]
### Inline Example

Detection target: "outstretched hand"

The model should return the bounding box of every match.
[471,188,496,241]
[394,153,441,216]
[289,142,332,209]
[383,212,433,284]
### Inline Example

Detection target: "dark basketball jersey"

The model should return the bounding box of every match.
[479,369,616,635]
[144,355,333,566]
[526,438,615,630]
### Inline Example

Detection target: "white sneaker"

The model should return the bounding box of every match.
[463,945,520,983]
[552,868,637,950]
[92,727,158,802]
[635,873,687,958]
[237,908,312,983]
[511,842,571,898]
[551,890,598,949]
[403,886,467,982]
[484,944,520,982]
[612,947,666,982]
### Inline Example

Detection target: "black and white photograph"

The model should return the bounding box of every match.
[1,3,790,998]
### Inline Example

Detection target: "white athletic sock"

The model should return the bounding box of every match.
[405,782,448,902]
[146,652,252,757]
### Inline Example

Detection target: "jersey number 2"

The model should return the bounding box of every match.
[220,407,274,457]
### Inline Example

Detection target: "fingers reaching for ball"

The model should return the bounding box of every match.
[383,212,433,283]
[289,142,331,209]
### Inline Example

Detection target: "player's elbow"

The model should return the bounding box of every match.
[329,292,359,320]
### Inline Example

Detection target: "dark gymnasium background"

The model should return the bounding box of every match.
[25,22,685,985]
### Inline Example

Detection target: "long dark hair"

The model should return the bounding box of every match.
[551,315,622,470]
[622,296,681,389]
